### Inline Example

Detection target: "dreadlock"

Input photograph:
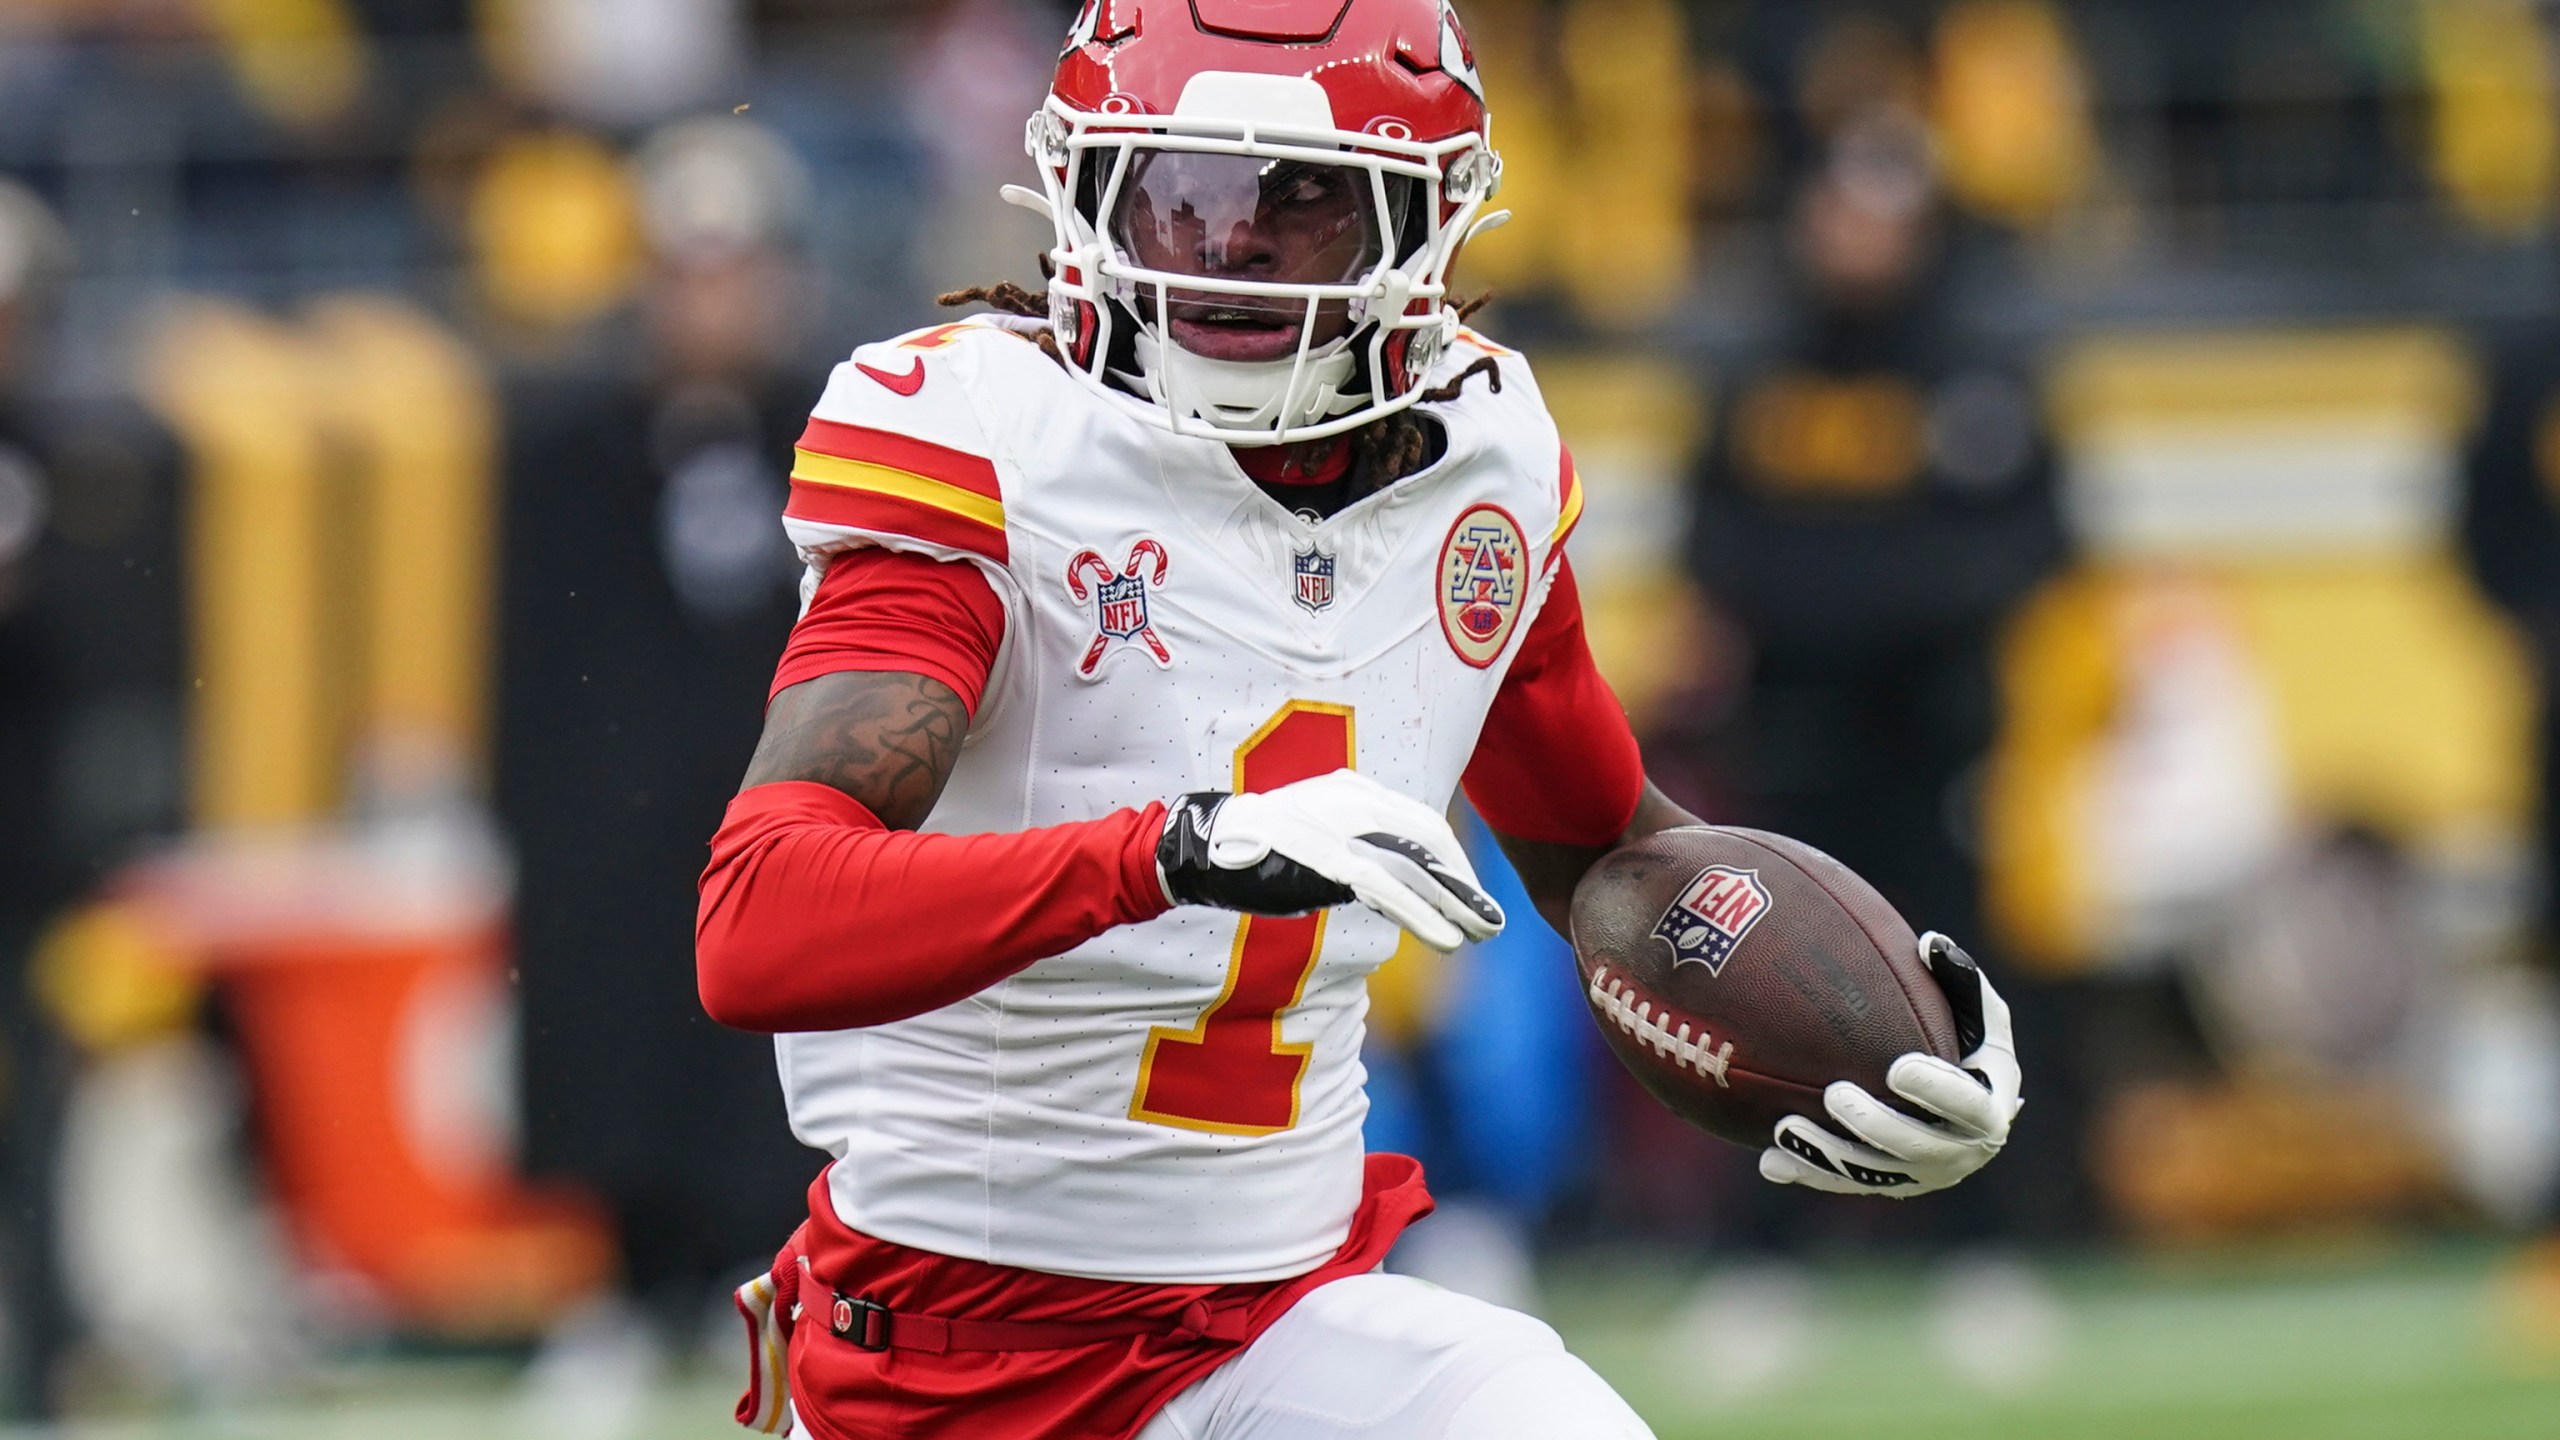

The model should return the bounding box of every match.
[936,282,1063,363]
[936,281,1048,316]
[934,284,1502,492]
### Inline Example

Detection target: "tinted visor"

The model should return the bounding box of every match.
[1108,150,1393,289]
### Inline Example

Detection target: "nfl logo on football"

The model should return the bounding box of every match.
[1653,865,1772,977]
[1098,575,1148,638]
[1293,544,1336,614]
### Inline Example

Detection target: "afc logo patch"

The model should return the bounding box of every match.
[1654,866,1772,976]
[1436,504,1526,668]
[1293,543,1336,613]
[1067,539,1171,679]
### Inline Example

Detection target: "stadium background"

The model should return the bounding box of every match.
[3,0,2560,1435]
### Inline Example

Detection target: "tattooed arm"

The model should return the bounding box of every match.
[741,670,969,829]
[696,669,1170,1032]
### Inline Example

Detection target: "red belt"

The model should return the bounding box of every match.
[821,1290,1251,1355]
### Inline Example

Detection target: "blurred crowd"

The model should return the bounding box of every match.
[3,0,2560,1424]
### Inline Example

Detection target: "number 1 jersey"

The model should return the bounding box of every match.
[770,318,1588,1283]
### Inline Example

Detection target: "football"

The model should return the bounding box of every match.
[1568,826,1964,1150]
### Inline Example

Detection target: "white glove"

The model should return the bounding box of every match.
[1759,932,2023,1198]
[1156,769,1505,952]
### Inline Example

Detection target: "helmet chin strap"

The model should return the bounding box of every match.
[1126,328,1363,442]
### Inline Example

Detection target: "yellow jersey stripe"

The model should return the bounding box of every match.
[1553,466,1586,546]
[791,449,1006,531]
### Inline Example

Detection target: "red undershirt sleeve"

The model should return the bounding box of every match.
[699,545,1170,1034]
[697,783,1171,1033]
[1461,557,1647,847]
[771,546,1007,714]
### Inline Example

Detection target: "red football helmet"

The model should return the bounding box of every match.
[1023,0,1506,445]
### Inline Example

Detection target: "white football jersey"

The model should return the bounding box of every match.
[772,316,1586,1283]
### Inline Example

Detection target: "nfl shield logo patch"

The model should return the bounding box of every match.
[1293,544,1336,613]
[1066,539,1172,679]
[1097,575,1147,638]
[1653,866,1772,976]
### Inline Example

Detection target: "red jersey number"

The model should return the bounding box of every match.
[1129,702,1354,1136]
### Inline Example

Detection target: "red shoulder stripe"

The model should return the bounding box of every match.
[797,417,1002,502]
[785,479,1010,564]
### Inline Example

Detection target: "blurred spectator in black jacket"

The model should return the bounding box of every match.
[2464,328,2560,968]
[491,119,824,1406]
[0,179,187,1420]
[1689,109,2061,953]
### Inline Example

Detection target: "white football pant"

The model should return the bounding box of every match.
[1134,1273,1656,1440]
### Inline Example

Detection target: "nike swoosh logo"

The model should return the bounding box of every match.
[856,357,927,396]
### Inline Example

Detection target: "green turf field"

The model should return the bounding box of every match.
[1556,1245,2560,1440]
[20,1244,2559,1439]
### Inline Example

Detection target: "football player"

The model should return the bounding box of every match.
[696,4,2024,1437]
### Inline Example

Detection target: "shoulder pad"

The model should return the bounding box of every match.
[1426,329,1578,562]
[1428,325,1546,410]
[787,323,1014,564]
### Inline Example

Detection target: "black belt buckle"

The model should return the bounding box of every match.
[829,1292,892,1352]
